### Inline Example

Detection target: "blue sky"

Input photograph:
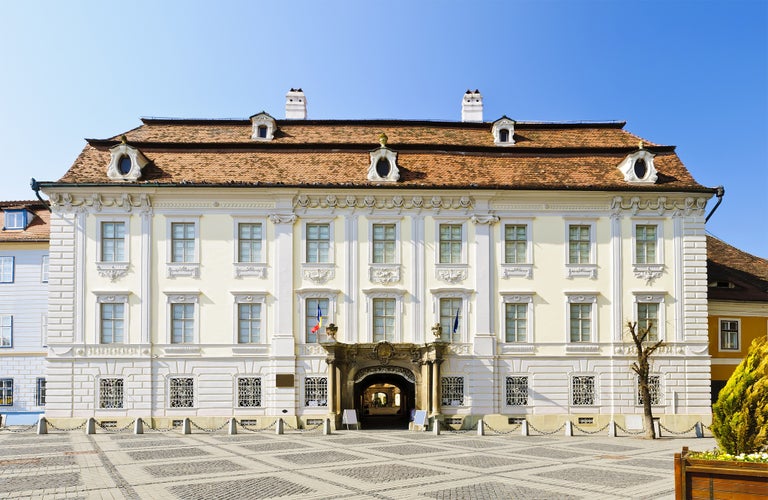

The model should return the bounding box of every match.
[1,1,766,257]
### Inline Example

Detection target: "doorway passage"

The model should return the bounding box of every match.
[355,372,415,429]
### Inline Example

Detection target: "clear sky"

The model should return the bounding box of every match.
[1,0,766,257]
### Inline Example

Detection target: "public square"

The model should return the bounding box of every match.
[0,426,713,499]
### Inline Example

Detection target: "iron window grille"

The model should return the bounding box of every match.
[505,376,528,406]
[637,375,661,405]
[0,378,13,406]
[571,375,595,406]
[441,376,465,406]
[36,378,46,406]
[169,378,194,408]
[304,377,328,407]
[237,377,262,407]
[99,378,124,409]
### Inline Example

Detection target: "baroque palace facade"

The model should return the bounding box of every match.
[38,90,716,429]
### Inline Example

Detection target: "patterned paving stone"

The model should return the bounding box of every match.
[118,438,187,449]
[211,434,269,442]
[534,466,662,487]
[372,444,446,456]
[146,459,247,477]
[127,447,211,461]
[2,436,70,445]
[565,441,641,452]
[240,441,310,452]
[0,472,82,493]
[438,454,524,469]
[0,455,77,470]
[615,457,674,470]
[0,444,75,456]
[511,446,589,460]
[450,438,508,449]
[334,463,445,483]
[169,476,314,499]
[275,450,362,465]
[325,436,387,446]
[422,481,580,500]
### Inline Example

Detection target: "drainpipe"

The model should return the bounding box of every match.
[30,178,51,212]
[705,186,725,222]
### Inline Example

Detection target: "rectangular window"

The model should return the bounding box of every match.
[36,378,46,406]
[505,303,527,343]
[305,298,328,343]
[99,378,124,409]
[0,256,14,283]
[100,303,124,344]
[171,222,196,263]
[238,303,262,343]
[4,210,26,230]
[0,379,13,406]
[568,225,591,264]
[238,223,263,263]
[41,255,49,283]
[504,224,527,264]
[169,377,194,408]
[237,377,262,407]
[720,320,740,351]
[171,303,194,343]
[372,223,396,264]
[0,315,12,348]
[637,303,659,341]
[373,298,396,342]
[304,377,328,407]
[569,304,592,342]
[638,375,661,405]
[306,223,330,263]
[505,376,528,406]
[635,225,657,264]
[571,375,595,406]
[441,376,464,406]
[439,224,463,264]
[439,298,462,342]
[101,222,126,262]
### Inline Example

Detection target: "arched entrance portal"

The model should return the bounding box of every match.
[354,369,415,429]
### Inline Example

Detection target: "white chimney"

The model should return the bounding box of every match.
[461,89,483,122]
[285,88,307,119]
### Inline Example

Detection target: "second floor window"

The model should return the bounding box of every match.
[439,298,462,342]
[568,225,591,264]
[238,223,263,263]
[635,225,658,264]
[0,315,12,347]
[238,303,262,343]
[171,303,194,343]
[100,303,125,344]
[637,303,659,341]
[372,223,396,263]
[570,303,592,342]
[306,223,330,263]
[0,256,14,283]
[373,298,396,342]
[504,224,527,264]
[505,303,528,343]
[439,224,462,264]
[171,223,196,263]
[305,298,328,343]
[101,222,126,262]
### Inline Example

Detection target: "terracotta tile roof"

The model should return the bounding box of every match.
[0,200,50,242]
[707,235,768,302]
[48,118,711,192]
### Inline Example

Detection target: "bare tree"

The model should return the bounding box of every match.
[627,320,664,439]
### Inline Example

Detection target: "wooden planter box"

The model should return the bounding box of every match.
[675,446,768,499]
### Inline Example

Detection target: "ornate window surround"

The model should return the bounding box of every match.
[95,216,130,281]
[368,217,402,285]
[564,292,599,352]
[362,287,407,343]
[430,287,474,343]
[296,288,340,343]
[618,148,658,184]
[367,147,400,183]
[250,112,277,141]
[106,142,149,182]
[232,217,268,279]
[164,292,200,345]
[564,219,598,279]
[499,218,533,279]
[631,219,665,284]
[491,116,516,146]
[231,292,268,345]
[93,292,130,345]
[166,216,201,278]
[500,292,535,345]
[632,291,666,342]
[434,218,468,283]
[301,217,335,284]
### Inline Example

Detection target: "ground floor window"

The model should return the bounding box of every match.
[36,378,46,406]
[304,377,327,407]
[505,376,528,406]
[169,377,194,408]
[99,378,124,409]
[571,375,595,406]
[637,375,661,405]
[237,377,262,407]
[0,378,12,406]
[441,376,464,406]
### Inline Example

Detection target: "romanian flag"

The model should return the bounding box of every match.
[452,307,460,334]
[311,303,323,333]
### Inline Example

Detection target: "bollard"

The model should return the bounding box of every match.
[653,418,661,438]
[323,418,332,435]
[276,418,284,435]
[695,422,703,438]
[37,417,48,435]
[134,418,144,435]
[477,419,485,436]
[565,421,573,437]
[608,420,616,438]
[86,418,96,435]
[228,418,237,435]
[182,418,191,435]
[432,417,440,435]
[521,420,529,436]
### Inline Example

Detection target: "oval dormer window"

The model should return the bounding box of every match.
[634,159,647,179]
[376,158,391,178]
[499,129,510,143]
[118,155,132,175]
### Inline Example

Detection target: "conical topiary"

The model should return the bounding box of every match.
[711,337,768,455]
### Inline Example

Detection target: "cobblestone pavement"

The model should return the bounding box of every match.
[0,427,714,499]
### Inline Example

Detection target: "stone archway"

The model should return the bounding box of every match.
[353,367,415,429]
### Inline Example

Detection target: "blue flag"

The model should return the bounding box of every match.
[452,307,460,334]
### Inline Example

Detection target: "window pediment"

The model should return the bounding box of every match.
[107,143,150,182]
[492,116,516,146]
[618,148,658,184]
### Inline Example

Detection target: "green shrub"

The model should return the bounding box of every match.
[711,338,768,455]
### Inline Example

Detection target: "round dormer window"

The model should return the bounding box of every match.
[118,155,132,175]
[376,158,391,178]
[634,159,648,179]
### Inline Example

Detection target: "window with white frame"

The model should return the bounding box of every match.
[571,375,595,406]
[304,377,327,407]
[439,224,463,264]
[504,224,528,264]
[637,302,659,341]
[441,376,464,406]
[566,294,597,343]
[568,224,592,264]
[3,210,27,230]
[635,224,658,264]
[171,304,194,343]
[0,256,14,283]
[439,297,462,342]
[719,319,740,351]
[99,378,124,408]
[305,297,328,343]
[0,378,12,406]
[237,303,262,343]
[171,222,196,263]
[306,223,330,263]
[0,315,12,347]
[36,378,46,406]
[237,222,263,263]
[505,376,528,406]
[372,223,396,264]
[237,377,262,407]
[101,221,127,262]
[41,255,49,283]
[169,377,194,408]
[637,375,661,405]
[505,303,528,343]
[100,303,125,343]
[373,298,396,342]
